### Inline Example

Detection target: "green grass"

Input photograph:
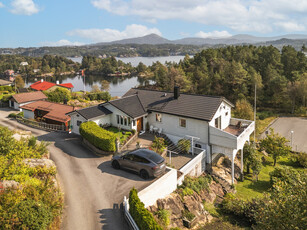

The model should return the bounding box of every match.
[105,127,132,144]
[235,155,299,200]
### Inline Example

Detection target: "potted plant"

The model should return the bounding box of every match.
[182,209,196,228]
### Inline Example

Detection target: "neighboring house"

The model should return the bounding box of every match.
[10,91,47,110]
[0,79,12,86]
[20,101,76,130]
[67,87,255,183]
[30,80,74,92]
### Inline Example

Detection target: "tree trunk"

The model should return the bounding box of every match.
[274,158,277,166]
[247,164,250,174]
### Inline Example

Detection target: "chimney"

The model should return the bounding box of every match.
[56,80,59,85]
[174,86,180,99]
[41,79,44,82]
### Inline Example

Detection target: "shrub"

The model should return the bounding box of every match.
[177,139,191,154]
[8,112,17,118]
[151,136,166,155]
[17,111,24,117]
[182,209,195,221]
[28,136,37,148]
[178,175,212,195]
[269,166,301,187]
[0,85,13,92]
[129,188,163,230]
[45,87,71,103]
[156,209,170,226]
[80,121,116,152]
[291,152,307,168]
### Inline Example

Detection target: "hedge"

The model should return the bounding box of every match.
[79,121,116,152]
[0,85,13,92]
[129,188,162,230]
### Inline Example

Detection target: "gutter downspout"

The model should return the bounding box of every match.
[208,124,213,173]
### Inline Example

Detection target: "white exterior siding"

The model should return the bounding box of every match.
[22,109,34,119]
[103,104,135,130]
[148,112,209,145]
[209,102,231,130]
[90,115,111,127]
[70,113,87,134]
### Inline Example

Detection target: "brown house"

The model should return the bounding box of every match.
[20,101,76,130]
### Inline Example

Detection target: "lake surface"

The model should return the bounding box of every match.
[69,56,187,67]
[25,75,152,97]
[25,56,187,97]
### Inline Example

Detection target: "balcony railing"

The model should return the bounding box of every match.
[209,118,255,150]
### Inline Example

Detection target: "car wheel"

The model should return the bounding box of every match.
[140,169,149,180]
[112,160,120,169]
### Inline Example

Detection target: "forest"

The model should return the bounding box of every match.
[148,45,307,114]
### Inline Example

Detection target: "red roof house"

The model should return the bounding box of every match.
[30,80,74,92]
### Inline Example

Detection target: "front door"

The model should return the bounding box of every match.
[136,117,143,132]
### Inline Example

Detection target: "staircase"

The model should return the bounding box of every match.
[159,133,184,154]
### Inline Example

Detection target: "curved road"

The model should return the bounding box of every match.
[0,108,152,230]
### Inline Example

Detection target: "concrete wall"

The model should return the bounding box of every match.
[22,109,34,119]
[138,167,177,208]
[148,112,209,144]
[209,101,232,130]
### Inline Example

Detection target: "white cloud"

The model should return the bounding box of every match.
[68,24,162,42]
[41,40,84,47]
[196,30,232,38]
[0,2,4,8]
[91,0,307,33]
[10,0,39,15]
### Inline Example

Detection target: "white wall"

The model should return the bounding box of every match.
[22,109,34,119]
[70,113,87,134]
[103,104,135,130]
[209,101,232,130]
[148,112,209,145]
[138,168,177,208]
[91,115,111,127]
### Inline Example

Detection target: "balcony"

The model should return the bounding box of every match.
[210,118,255,150]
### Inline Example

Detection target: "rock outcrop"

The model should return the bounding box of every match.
[148,179,225,229]
[22,158,55,168]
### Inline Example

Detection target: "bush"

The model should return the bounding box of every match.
[14,199,53,230]
[156,209,170,226]
[0,85,13,92]
[45,87,71,103]
[151,136,166,155]
[17,111,24,117]
[177,139,191,154]
[28,136,37,148]
[182,209,195,221]
[269,166,301,186]
[129,188,163,230]
[79,121,116,152]
[291,152,307,168]
[178,175,212,195]
[8,112,17,118]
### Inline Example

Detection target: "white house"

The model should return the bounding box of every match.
[9,91,47,111]
[67,87,255,184]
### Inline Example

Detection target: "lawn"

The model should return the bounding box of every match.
[105,127,133,144]
[235,155,300,200]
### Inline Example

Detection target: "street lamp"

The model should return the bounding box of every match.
[290,131,294,149]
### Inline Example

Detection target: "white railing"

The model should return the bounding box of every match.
[16,117,66,131]
[209,118,255,150]
[123,196,139,230]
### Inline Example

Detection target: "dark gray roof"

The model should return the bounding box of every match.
[68,104,112,120]
[124,88,233,121]
[108,94,147,118]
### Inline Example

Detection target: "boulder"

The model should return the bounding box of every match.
[22,158,55,168]
[0,180,20,190]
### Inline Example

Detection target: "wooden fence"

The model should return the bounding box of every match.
[16,117,66,132]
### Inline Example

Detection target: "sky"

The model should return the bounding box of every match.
[0,0,306,48]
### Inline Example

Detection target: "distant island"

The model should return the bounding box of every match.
[1,33,306,58]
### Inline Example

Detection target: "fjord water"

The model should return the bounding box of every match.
[25,56,186,96]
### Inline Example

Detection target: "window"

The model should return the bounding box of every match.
[156,113,162,122]
[195,143,202,148]
[225,112,228,116]
[120,116,123,125]
[128,117,131,125]
[215,116,221,129]
[179,118,186,128]
[133,155,150,163]
[77,120,82,126]
[123,154,134,161]
[124,117,127,126]
[117,115,120,124]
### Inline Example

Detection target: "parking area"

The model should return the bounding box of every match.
[260,117,307,152]
[0,108,153,230]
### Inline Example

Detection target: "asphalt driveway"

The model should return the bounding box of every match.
[0,108,153,230]
[260,117,307,153]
